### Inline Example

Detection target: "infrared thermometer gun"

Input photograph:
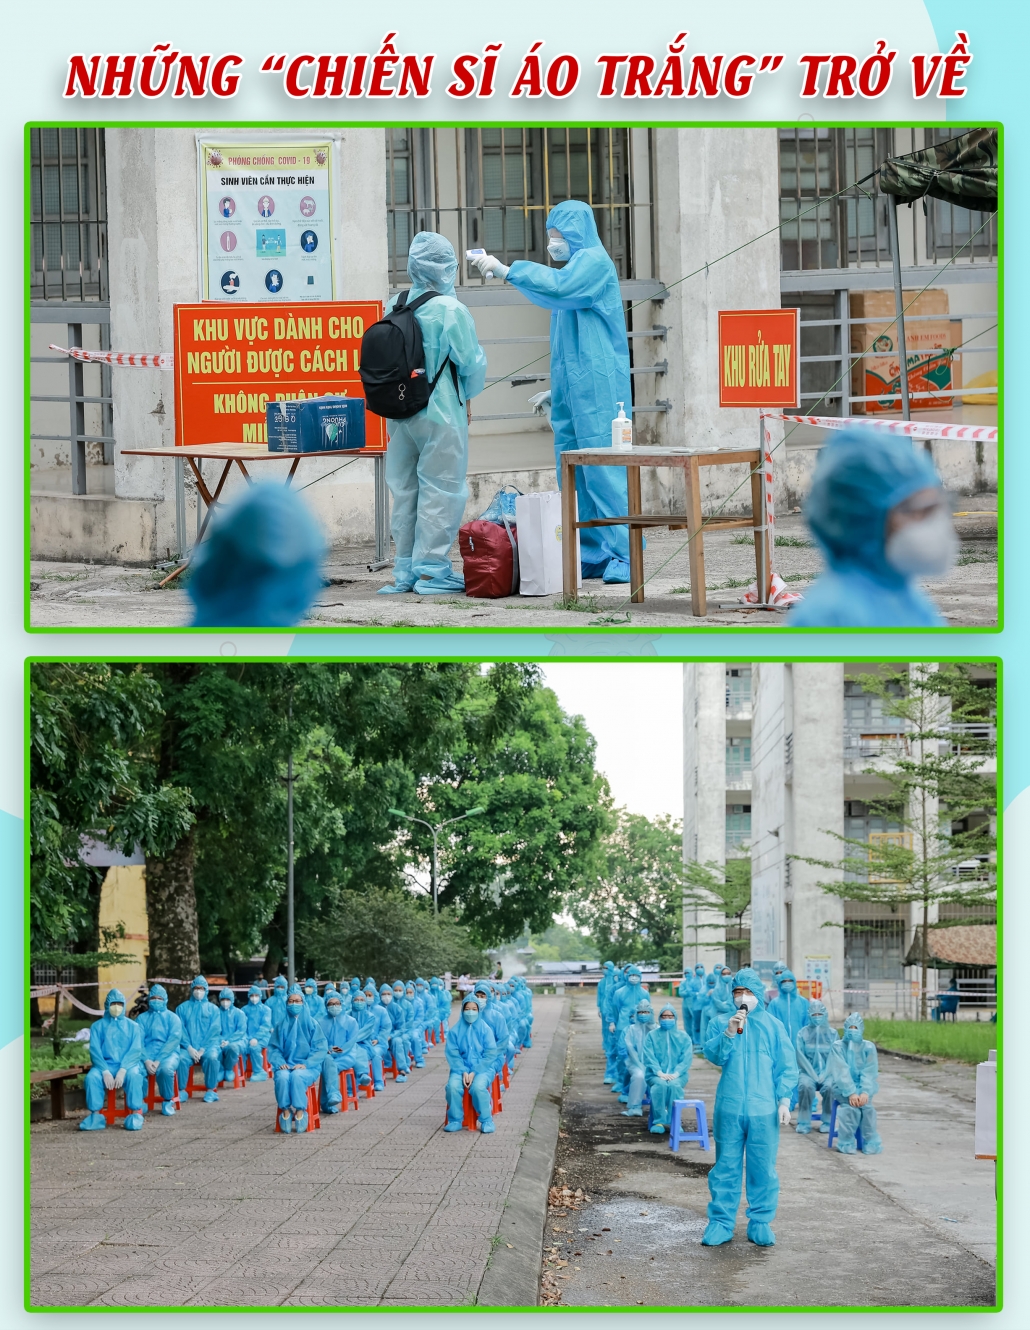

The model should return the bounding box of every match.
[466,248,493,278]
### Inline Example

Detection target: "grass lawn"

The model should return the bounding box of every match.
[860,1018,998,1064]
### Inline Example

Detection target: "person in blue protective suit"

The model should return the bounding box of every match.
[598,961,615,1066]
[79,988,145,1130]
[767,969,810,1043]
[788,430,957,628]
[406,982,428,1065]
[317,991,372,1113]
[794,1000,839,1134]
[349,976,362,996]
[620,1002,655,1116]
[215,987,248,1087]
[473,980,509,1083]
[267,975,289,1028]
[244,984,273,1081]
[474,201,632,584]
[602,968,628,1084]
[702,968,799,1247]
[301,978,326,1018]
[826,1012,883,1154]
[765,963,787,1006]
[643,1005,693,1134]
[189,482,326,628]
[136,983,182,1116]
[268,985,328,1133]
[696,972,720,1046]
[609,966,645,1093]
[689,964,707,1045]
[377,231,488,595]
[444,995,498,1133]
[676,972,695,1045]
[392,980,421,1068]
[177,976,223,1103]
[379,984,409,1081]
[351,989,386,1091]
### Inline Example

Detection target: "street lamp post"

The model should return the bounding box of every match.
[389,807,486,915]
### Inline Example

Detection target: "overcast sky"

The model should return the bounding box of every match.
[537,664,683,823]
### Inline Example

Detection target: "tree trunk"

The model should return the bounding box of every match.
[920,897,929,1022]
[263,941,284,981]
[146,828,201,982]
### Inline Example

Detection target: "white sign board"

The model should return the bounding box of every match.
[198,139,335,302]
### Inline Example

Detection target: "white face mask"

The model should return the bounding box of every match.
[249,996,260,1004]
[221,1001,232,1009]
[192,990,206,1001]
[547,234,571,262]
[381,994,392,1005]
[108,1004,124,1018]
[885,506,958,577]
[736,992,759,1012]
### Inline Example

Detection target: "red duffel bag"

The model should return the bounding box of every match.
[458,515,519,598]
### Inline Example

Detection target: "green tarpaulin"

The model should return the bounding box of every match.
[879,128,998,212]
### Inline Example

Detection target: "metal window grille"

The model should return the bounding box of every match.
[30,127,108,302]
[844,919,906,986]
[386,126,647,287]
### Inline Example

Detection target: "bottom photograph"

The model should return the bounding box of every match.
[26,657,998,1310]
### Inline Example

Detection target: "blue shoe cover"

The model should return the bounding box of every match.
[374,1082,385,1092]
[279,1111,293,1133]
[795,1123,812,1134]
[396,1074,408,1083]
[581,560,608,579]
[203,1091,219,1103]
[161,1101,177,1116]
[603,1076,614,1085]
[861,1138,884,1155]
[479,1120,496,1134]
[747,1221,775,1246]
[78,1111,106,1131]
[618,1094,629,1104]
[359,1076,372,1087]
[443,1121,463,1132]
[621,1108,643,1117]
[413,573,465,595]
[124,1112,144,1131]
[818,1122,830,1133]
[835,1139,857,1154]
[294,1111,307,1132]
[702,1222,734,1246]
[250,1070,268,1082]
[326,1104,341,1114]
[602,558,631,584]
[378,579,416,594]
[378,557,417,594]
[649,1124,666,1135]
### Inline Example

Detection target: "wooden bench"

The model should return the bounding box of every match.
[30,1064,91,1121]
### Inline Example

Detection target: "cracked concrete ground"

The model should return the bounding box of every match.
[29,507,997,631]
[541,997,995,1308]
[29,998,563,1308]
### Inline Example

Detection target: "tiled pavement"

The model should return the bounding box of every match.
[29,996,565,1308]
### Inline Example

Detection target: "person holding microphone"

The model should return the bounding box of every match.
[702,968,799,1248]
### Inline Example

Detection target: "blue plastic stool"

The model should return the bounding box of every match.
[827,1099,864,1152]
[669,1098,711,1152]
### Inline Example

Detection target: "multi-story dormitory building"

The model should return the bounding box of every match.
[682,663,997,1020]
[30,125,996,565]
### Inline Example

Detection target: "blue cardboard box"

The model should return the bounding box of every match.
[266,397,366,453]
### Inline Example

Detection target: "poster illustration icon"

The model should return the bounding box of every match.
[218,196,235,218]
[257,229,287,258]
[257,195,275,218]
[265,269,284,293]
[220,271,241,295]
[300,196,316,217]
[219,231,237,253]
[300,231,318,253]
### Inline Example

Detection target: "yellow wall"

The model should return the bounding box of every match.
[97,865,149,1006]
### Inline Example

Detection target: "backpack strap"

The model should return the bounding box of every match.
[395,289,463,404]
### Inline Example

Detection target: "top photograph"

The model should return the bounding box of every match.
[26,122,999,633]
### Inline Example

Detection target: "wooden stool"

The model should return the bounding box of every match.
[339,1067,360,1111]
[275,1080,321,1133]
[144,1071,180,1113]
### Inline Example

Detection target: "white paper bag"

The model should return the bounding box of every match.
[516,491,579,595]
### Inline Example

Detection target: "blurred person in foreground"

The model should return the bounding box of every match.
[188,483,325,628]
[788,430,958,628]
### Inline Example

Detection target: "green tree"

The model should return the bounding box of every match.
[681,858,752,957]
[298,888,486,980]
[793,664,996,1020]
[396,666,614,945]
[526,921,600,963]
[569,811,684,969]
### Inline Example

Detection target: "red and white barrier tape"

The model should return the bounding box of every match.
[50,344,174,371]
[30,984,104,1015]
[761,410,997,444]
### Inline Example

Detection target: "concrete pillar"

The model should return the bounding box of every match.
[682,662,728,970]
[750,663,786,974]
[647,128,785,515]
[336,129,388,300]
[790,664,846,1020]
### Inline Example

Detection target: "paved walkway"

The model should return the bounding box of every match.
[543,997,995,1308]
[30,997,564,1308]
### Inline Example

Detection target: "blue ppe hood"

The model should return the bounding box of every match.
[407,230,458,296]
[546,199,604,255]
[733,968,767,1004]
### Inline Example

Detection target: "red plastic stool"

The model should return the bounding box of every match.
[339,1067,360,1111]
[502,1063,510,1089]
[387,1055,401,1081]
[184,1064,208,1099]
[439,1022,447,1042]
[222,1055,246,1090]
[101,1087,137,1126]
[262,1049,273,1076]
[275,1080,321,1133]
[364,1080,376,1099]
[443,1087,480,1131]
[491,1075,503,1115]
[428,1027,437,1046]
[144,1071,180,1113]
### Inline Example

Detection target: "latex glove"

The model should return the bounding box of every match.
[145,1059,159,1075]
[114,1068,126,1090]
[221,1040,229,1048]
[472,253,509,280]
[190,1047,202,1063]
[608,1023,616,1033]
[778,1100,791,1126]
[249,1038,258,1047]
[528,389,552,422]
[727,1011,746,1036]
[102,1070,116,1090]
[463,1072,474,1088]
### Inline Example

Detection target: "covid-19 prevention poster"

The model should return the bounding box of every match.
[8,2,1028,1326]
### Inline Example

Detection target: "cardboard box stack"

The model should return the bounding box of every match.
[850,289,960,413]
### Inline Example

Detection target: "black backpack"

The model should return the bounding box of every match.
[359,290,461,420]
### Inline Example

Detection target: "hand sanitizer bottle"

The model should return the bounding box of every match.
[611,402,633,451]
